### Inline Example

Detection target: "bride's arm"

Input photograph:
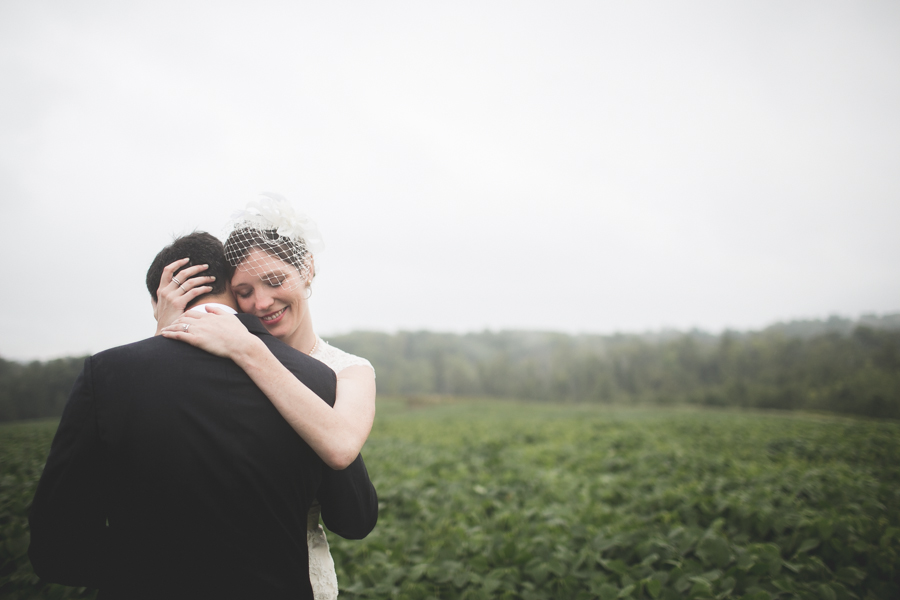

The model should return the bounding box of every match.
[234,335,375,470]
[161,310,375,470]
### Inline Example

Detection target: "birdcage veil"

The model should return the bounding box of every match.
[224,193,325,292]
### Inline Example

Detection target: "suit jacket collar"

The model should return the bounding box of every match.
[237,313,269,337]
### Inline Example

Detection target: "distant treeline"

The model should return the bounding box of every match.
[0,356,86,422]
[2,314,899,422]
[328,314,900,420]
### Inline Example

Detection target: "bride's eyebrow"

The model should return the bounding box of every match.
[260,270,289,280]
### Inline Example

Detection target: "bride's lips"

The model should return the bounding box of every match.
[260,307,287,325]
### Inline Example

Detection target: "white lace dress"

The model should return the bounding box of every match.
[306,337,374,600]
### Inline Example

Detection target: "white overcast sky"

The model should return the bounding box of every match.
[1,1,899,360]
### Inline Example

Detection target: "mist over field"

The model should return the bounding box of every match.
[2,1,900,360]
[4,313,899,423]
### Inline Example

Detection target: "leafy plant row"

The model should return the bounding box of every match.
[328,402,900,599]
[2,403,898,599]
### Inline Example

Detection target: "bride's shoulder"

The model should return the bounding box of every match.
[311,338,375,376]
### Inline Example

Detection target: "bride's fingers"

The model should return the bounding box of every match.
[159,329,190,342]
[161,318,200,334]
[168,263,210,286]
[159,263,215,308]
[160,316,215,345]
[180,310,215,321]
[160,325,187,336]
[162,258,190,278]
[163,309,229,334]
[169,272,215,297]
[164,310,215,329]
[179,284,214,305]
[166,268,212,295]
[157,258,190,297]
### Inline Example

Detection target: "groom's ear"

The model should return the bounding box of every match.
[151,298,159,322]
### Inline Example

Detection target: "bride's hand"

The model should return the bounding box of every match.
[154,258,216,334]
[159,307,256,359]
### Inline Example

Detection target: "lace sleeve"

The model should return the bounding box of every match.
[310,338,375,377]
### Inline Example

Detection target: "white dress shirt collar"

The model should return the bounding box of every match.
[188,302,238,315]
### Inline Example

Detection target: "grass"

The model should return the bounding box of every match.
[2,400,899,599]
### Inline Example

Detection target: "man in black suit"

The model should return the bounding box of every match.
[29,232,377,599]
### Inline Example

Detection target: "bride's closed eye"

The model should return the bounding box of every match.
[232,284,254,299]
[233,275,289,298]
[260,273,288,287]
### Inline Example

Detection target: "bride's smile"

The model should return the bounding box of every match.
[261,307,287,323]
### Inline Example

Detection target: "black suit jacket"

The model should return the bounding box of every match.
[29,313,377,600]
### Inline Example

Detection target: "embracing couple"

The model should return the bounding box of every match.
[29,194,377,599]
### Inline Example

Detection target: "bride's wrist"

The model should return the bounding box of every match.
[230,334,268,368]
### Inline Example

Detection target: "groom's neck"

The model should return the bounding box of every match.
[188,292,238,312]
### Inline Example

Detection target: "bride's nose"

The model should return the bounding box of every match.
[255,289,275,312]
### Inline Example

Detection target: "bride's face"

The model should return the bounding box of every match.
[230,247,310,349]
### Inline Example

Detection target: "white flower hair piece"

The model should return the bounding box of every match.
[224,192,325,292]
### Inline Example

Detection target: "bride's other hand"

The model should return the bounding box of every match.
[159,307,258,360]
[154,258,216,334]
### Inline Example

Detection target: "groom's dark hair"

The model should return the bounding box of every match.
[146,231,232,304]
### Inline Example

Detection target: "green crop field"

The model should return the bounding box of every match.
[2,400,899,599]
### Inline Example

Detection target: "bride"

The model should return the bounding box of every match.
[155,194,376,600]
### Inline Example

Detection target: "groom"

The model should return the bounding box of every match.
[29,232,377,599]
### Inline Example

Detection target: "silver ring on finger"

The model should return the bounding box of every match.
[178,284,187,292]
[182,323,190,333]
[172,276,183,286]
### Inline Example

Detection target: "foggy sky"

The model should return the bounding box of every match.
[2,1,899,360]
